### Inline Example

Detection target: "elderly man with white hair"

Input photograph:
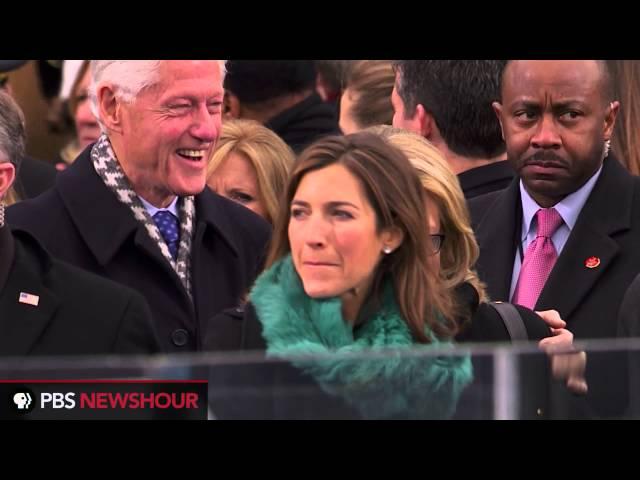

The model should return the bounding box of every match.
[9,61,271,353]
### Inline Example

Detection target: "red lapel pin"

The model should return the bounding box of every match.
[585,256,601,269]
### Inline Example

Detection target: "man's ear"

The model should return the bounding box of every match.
[0,161,16,201]
[397,102,434,139]
[604,100,620,140]
[413,103,435,139]
[492,101,505,141]
[96,84,123,133]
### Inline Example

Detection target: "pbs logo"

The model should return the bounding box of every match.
[10,387,35,414]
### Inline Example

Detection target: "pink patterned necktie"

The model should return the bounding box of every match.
[512,208,564,309]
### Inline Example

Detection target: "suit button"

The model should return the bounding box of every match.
[171,329,189,347]
[536,408,544,416]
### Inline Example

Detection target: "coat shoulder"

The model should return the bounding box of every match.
[467,189,504,228]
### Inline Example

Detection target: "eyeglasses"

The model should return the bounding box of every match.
[429,234,445,255]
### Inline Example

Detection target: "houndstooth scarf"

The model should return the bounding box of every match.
[91,134,195,299]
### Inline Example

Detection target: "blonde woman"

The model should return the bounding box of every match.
[207,119,294,224]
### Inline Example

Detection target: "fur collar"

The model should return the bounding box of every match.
[249,255,472,419]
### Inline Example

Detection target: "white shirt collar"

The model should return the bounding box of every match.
[139,195,180,219]
[519,163,603,240]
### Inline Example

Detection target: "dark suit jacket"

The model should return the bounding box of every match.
[617,274,640,418]
[469,155,640,418]
[457,160,515,200]
[204,283,552,419]
[14,155,57,200]
[7,146,271,353]
[619,274,640,338]
[265,92,341,153]
[0,227,161,357]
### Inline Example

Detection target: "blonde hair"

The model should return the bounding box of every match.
[367,125,487,302]
[208,119,294,223]
[68,60,91,117]
[4,186,18,206]
[343,60,395,129]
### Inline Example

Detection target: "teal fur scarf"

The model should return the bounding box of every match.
[249,255,472,419]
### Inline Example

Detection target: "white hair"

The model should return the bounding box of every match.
[89,60,161,131]
[89,60,227,132]
[218,60,227,81]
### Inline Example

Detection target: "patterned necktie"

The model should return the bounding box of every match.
[512,207,564,309]
[153,211,180,260]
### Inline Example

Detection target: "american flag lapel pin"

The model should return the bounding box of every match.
[19,292,40,307]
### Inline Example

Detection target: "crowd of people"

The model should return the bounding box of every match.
[1,59,639,419]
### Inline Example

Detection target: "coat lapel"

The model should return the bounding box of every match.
[536,156,634,321]
[473,178,522,301]
[190,190,244,327]
[56,149,188,296]
[536,226,618,319]
[0,226,14,293]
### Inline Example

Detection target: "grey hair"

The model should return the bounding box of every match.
[89,60,161,131]
[0,90,26,174]
[89,60,227,132]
